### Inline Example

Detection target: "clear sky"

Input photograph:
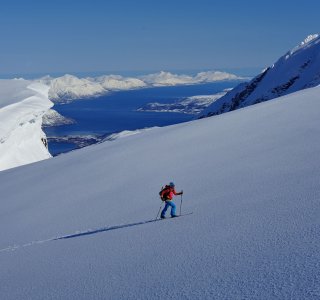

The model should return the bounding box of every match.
[0,0,319,77]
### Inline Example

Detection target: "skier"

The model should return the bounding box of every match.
[160,182,183,219]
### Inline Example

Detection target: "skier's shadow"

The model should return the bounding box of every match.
[54,219,159,241]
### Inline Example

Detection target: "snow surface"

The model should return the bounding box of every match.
[0,86,319,299]
[200,34,320,117]
[0,80,52,171]
[102,127,156,141]
[39,71,242,102]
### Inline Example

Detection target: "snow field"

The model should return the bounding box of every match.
[0,86,319,299]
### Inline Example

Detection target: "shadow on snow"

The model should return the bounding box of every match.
[0,213,192,253]
[54,219,159,240]
[54,213,192,241]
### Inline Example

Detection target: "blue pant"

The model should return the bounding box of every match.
[161,201,177,217]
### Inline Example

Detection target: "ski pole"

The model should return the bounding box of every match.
[156,202,163,220]
[180,194,183,216]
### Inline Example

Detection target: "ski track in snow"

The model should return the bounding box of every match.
[0,214,192,253]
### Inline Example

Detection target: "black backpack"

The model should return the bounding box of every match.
[159,185,171,201]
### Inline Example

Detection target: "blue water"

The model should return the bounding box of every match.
[44,81,242,155]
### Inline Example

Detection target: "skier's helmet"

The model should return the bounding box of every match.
[169,182,175,187]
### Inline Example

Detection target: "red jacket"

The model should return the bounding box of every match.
[165,187,181,200]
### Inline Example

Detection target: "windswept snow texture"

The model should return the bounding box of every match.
[39,71,242,102]
[0,80,52,171]
[200,34,320,117]
[0,86,319,299]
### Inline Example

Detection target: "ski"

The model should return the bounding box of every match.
[159,212,193,220]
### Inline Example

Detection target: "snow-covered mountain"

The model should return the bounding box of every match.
[0,80,52,171]
[94,74,147,90]
[38,70,243,102]
[0,70,241,170]
[200,34,320,117]
[137,89,230,114]
[0,86,319,299]
[140,70,240,86]
[47,74,106,103]
[42,109,75,127]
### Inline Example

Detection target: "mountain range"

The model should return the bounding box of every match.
[38,70,242,103]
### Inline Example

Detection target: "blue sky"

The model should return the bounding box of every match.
[0,0,319,77]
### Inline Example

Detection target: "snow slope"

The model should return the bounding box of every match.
[0,80,52,171]
[0,86,319,299]
[200,34,320,117]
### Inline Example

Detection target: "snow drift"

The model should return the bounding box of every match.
[200,34,320,117]
[0,85,319,299]
[0,80,52,171]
